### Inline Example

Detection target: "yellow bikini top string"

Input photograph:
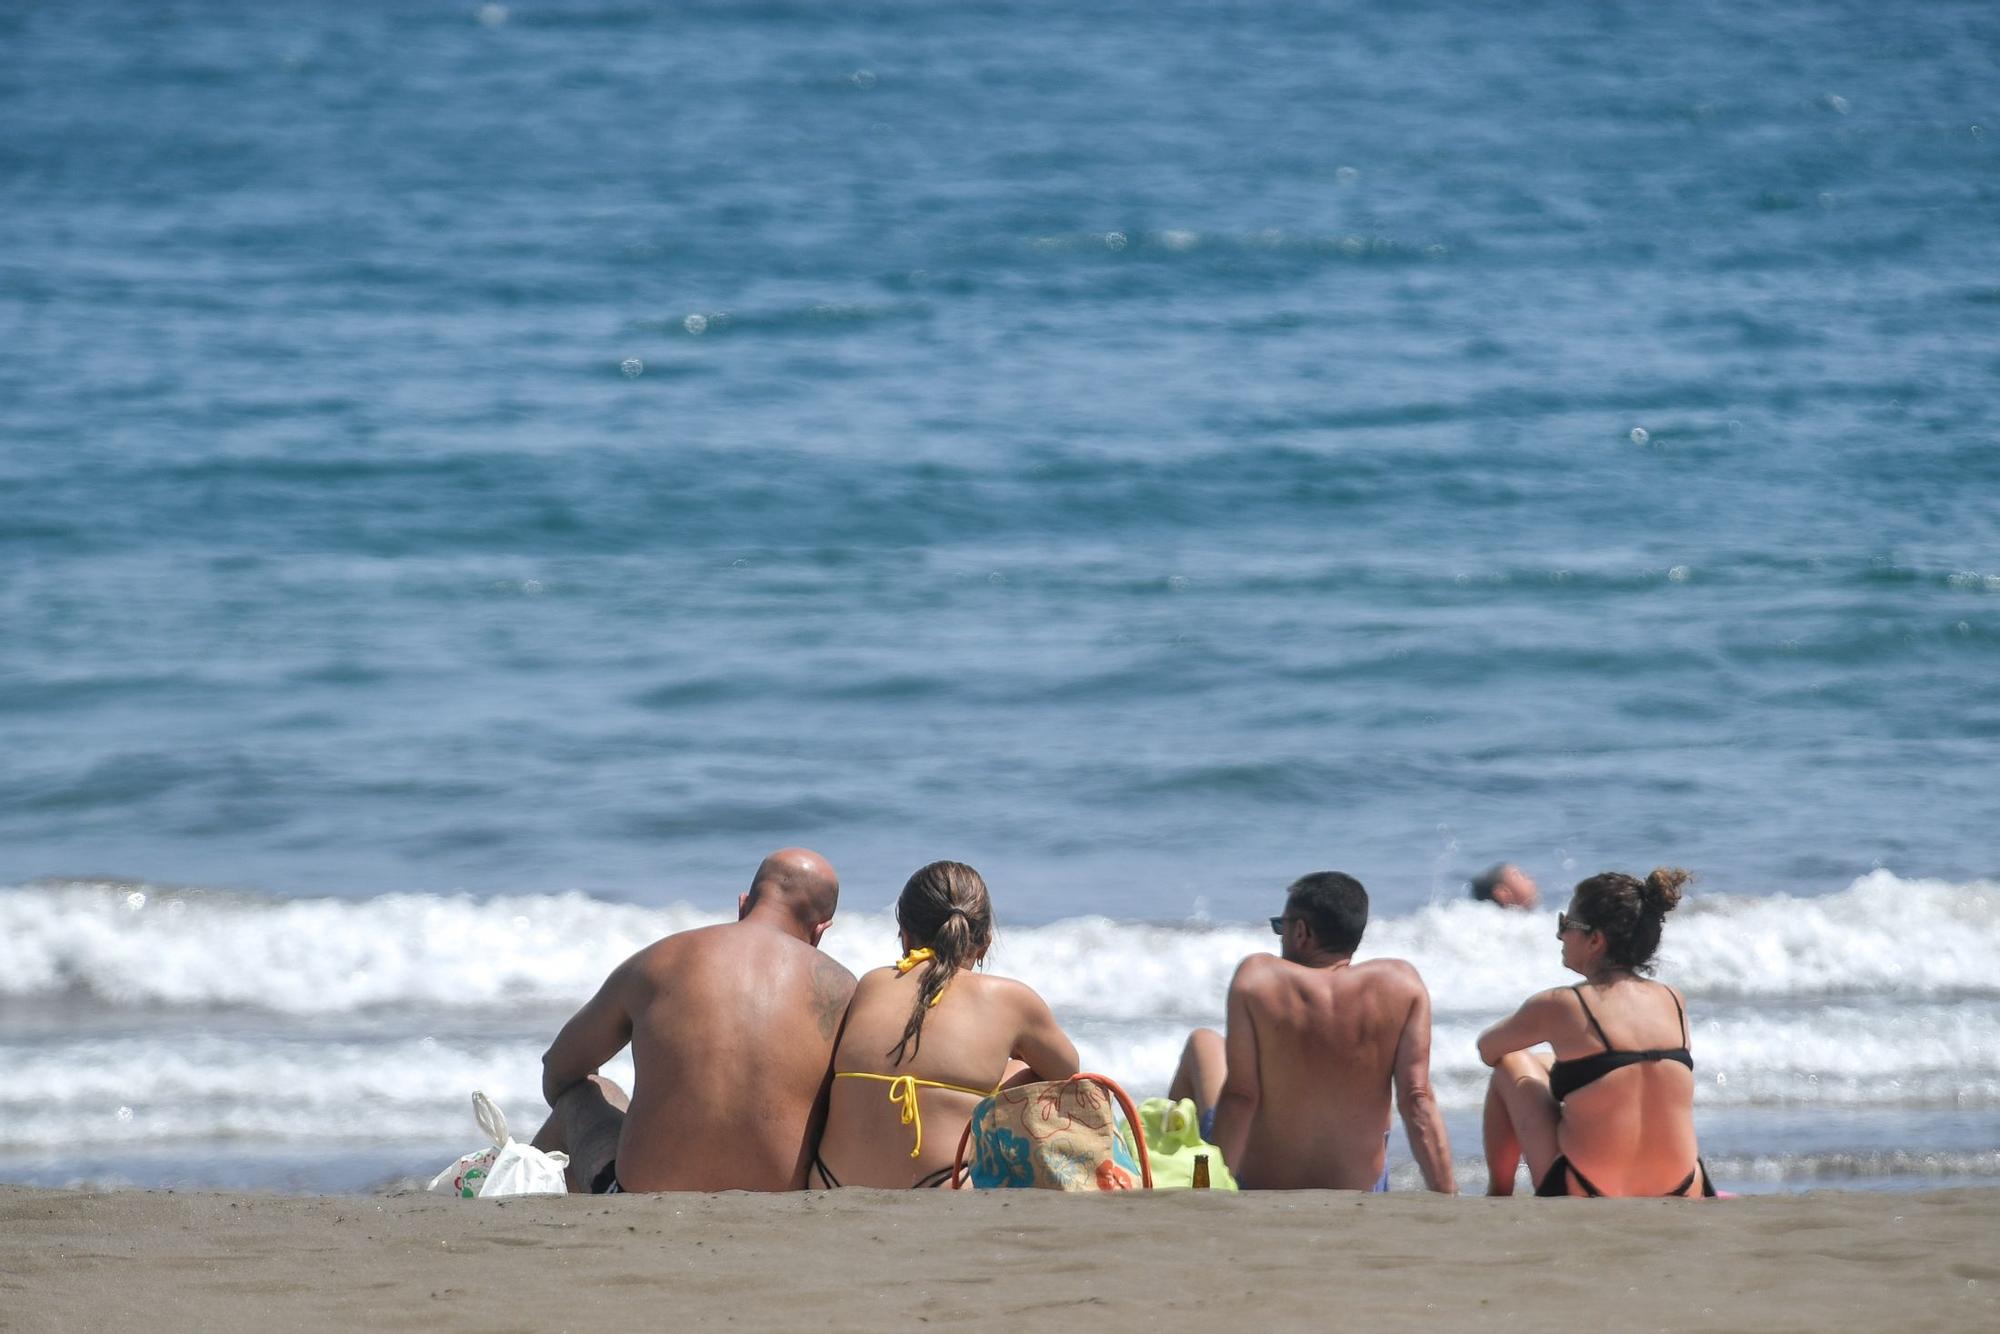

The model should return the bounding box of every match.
[837,946,994,1158]
[833,1071,1003,1158]
[895,946,947,1006]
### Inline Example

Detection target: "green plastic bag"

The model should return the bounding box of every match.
[1117,1097,1238,1190]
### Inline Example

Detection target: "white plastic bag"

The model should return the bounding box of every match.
[427,1091,570,1198]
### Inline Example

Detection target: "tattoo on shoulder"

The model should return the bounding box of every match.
[808,951,856,1042]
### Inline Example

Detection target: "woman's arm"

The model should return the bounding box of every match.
[1007,981,1081,1080]
[1476,989,1564,1067]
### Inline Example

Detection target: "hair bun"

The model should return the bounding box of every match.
[1642,866,1690,916]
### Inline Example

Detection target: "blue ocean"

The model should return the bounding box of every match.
[2,0,1995,1193]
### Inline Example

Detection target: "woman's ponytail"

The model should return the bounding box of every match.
[888,864,994,1064]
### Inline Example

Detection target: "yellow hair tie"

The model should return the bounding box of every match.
[895,947,947,1007]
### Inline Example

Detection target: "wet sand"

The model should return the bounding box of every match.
[3,1184,1995,1333]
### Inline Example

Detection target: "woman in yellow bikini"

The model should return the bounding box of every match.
[812,861,1079,1188]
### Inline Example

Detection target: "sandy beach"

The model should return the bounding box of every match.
[4,1185,1994,1333]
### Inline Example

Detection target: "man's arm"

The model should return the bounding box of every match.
[1390,967,1456,1194]
[541,957,638,1107]
[1208,959,1263,1175]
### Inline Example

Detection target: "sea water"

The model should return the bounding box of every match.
[1,0,1996,1191]
[1,873,1995,1192]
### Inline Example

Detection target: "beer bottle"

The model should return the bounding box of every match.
[1192,1153,1211,1189]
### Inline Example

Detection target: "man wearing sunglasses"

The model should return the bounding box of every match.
[1167,871,1457,1192]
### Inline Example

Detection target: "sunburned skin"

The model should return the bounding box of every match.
[1478,870,1705,1197]
[531,848,857,1193]
[1479,979,1704,1197]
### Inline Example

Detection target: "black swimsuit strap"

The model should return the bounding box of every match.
[1538,1155,1606,1197]
[1570,986,1615,1050]
[814,1154,958,1190]
[1565,1157,1607,1197]
[1578,982,1692,1051]
[1546,1155,1710,1198]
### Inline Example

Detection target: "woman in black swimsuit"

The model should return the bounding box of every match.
[1477,867,1714,1198]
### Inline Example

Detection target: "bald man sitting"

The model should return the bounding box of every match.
[530,849,857,1193]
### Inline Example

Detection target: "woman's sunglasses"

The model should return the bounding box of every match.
[1557,911,1595,937]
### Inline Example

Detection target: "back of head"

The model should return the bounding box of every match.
[1286,871,1368,956]
[742,847,841,935]
[889,860,994,1064]
[1468,864,1508,902]
[1571,866,1689,973]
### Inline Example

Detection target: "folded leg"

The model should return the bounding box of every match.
[531,1074,629,1193]
[1167,1027,1227,1126]
[1483,1050,1558,1196]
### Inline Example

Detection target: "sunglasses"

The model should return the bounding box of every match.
[1557,911,1595,937]
[1269,915,1288,936]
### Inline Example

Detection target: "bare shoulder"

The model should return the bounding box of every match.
[848,963,907,996]
[804,948,858,1041]
[1355,957,1424,986]
[968,972,1047,1012]
[637,921,730,966]
[1350,958,1431,1009]
[623,927,702,982]
[1519,984,1579,1015]
[808,946,858,991]
[1230,952,1284,990]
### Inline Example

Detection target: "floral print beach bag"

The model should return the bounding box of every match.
[951,1073,1154,1190]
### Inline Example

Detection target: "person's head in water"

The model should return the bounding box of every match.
[1272,871,1367,963]
[737,848,841,945]
[1558,867,1689,977]
[889,860,995,1063]
[1469,862,1539,910]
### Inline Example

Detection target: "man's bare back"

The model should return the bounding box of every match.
[531,849,856,1193]
[1174,872,1455,1192]
[1223,955,1442,1189]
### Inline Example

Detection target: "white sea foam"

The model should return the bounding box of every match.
[0,1033,621,1151]
[3,1004,1994,1155]
[0,884,706,1014]
[3,871,1992,1017]
[3,872,1995,1167]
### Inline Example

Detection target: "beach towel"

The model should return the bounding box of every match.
[953,1073,1152,1190]
[1117,1097,1238,1189]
